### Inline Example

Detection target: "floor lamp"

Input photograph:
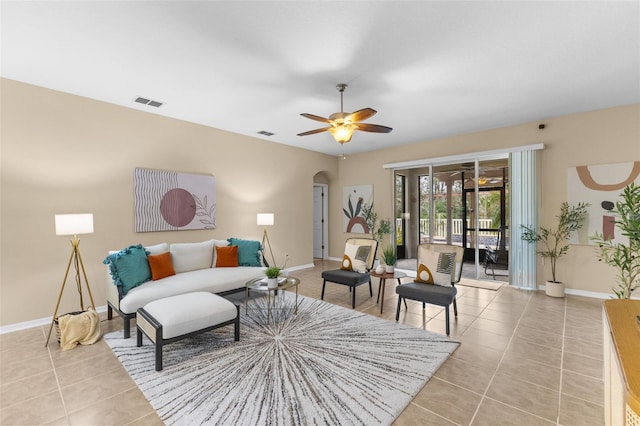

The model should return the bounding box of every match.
[45,213,96,347]
[257,213,276,267]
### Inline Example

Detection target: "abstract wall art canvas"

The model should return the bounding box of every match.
[343,184,373,233]
[567,161,640,245]
[134,168,216,232]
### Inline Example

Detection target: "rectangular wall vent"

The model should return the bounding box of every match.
[134,97,163,107]
[258,130,274,136]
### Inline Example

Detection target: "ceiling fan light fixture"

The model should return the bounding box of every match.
[329,124,354,143]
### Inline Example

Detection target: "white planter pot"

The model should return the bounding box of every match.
[545,280,565,298]
[267,278,278,289]
[375,265,386,274]
[385,265,395,274]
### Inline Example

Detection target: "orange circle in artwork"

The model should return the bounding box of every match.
[160,188,196,227]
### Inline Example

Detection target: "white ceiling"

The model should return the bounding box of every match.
[2,1,639,157]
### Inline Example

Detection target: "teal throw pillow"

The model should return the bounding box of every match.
[227,238,262,267]
[103,244,151,295]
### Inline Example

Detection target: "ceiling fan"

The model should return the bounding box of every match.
[297,83,392,144]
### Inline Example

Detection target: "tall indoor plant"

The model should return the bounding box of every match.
[592,182,640,299]
[521,201,589,297]
[362,203,393,271]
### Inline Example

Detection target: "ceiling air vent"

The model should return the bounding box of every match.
[134,97,163,107]
[258,130,274,136]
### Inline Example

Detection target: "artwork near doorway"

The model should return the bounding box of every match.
[343,184,373,233]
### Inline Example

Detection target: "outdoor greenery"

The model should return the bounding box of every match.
[521,201,590,283]
[592,182,640,299]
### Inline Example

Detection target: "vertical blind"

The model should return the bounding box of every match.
[509,149,538,290]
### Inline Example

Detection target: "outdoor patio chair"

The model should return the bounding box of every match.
[321,238,378,309]
[395,243,464,335]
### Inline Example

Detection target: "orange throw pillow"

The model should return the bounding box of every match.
[216,245,239,267]
[147,252,176,281]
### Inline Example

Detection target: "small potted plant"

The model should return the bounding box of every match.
[592,182,640,299]
[521,201,589,297]
[382,246,397,274]
[265,266,281,289]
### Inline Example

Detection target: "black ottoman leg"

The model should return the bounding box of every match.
[396,297,402,321]
[136,327,142,347]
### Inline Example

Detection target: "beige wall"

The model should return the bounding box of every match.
[0,78,337,326]
[329,104,640,295]
[2,77,638,327]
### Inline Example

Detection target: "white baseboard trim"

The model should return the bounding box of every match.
[0,305,108,335]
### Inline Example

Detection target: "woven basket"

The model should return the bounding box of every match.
[54,311,84,343]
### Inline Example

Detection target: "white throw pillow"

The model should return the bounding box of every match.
[145,243,169,255]
[170,240,215,273]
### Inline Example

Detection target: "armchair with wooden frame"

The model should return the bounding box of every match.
[395,243,464,335]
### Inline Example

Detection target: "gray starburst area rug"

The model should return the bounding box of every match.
[105,293,459,426]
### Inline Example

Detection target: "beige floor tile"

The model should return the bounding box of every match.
[472,397,555,426]
[486,372,559,421]
[425,318,467,338]
[506,336,562,367]
[61,365,138,413]
[497,353,561,390]
[558,393,604,426]
[434,356,494,394]
[68,388,155,425]
[478,306,523,323]
[564,323,603,344]
[55,352,124,388]
[450,341,504,371]
[0,351,53,383]
[0,369,59,409]
[412,377,483,425]
[563,335,603,360]
[459,327,512,352]
[467,316,518,337]
[514,323,563,350]
[126,411,165,425]
[434,310,478,326]
[561,370,603,405]
[0,390,66,426]
[562,352,602,379]
[393,403,457,425]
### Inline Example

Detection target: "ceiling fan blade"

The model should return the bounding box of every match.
[355,123,393,133]
[297,127,331,136]
[346,108,377,123]
[300,113,331,123]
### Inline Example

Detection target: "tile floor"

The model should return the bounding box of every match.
[0,259,605,425]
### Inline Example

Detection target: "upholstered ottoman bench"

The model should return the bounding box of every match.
[136,292,240,371]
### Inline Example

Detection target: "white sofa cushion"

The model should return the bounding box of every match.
[142,292,237,339]
[119,266,264,314]
[145,243,169,255]
[170,240,215,273]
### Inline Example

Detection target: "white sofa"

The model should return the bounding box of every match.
[105,239,265,338]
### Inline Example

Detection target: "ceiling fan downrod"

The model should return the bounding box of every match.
[336,83,347,113]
